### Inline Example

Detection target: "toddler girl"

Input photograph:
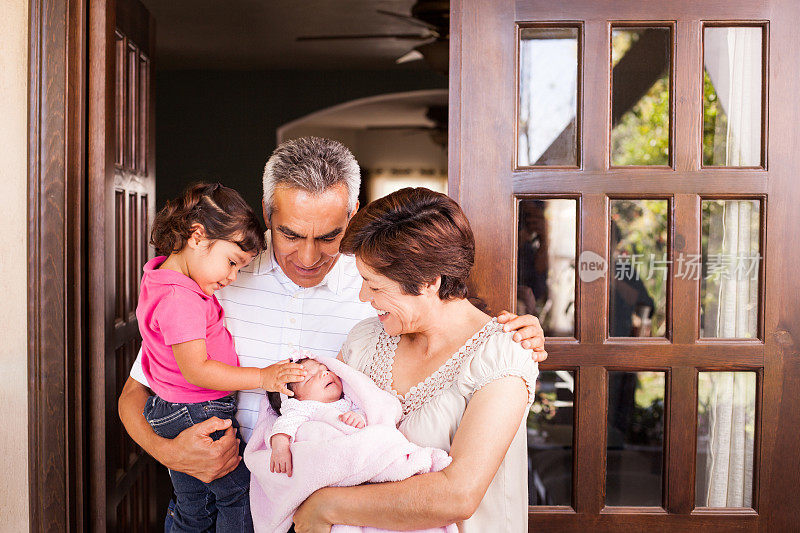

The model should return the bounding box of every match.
[138,182,306,532]
[267,358,365,477]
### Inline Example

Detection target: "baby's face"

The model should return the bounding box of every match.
[291,359,343,402]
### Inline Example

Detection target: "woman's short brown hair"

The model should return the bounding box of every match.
[340,187,474,300]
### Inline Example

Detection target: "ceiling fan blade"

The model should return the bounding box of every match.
[297,33,432,41]
[376,9,439,32]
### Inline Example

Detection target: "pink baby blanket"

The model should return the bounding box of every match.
[244,353,457,533]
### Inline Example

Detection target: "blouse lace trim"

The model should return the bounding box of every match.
[474,369,536,407]
[366,317,504,418]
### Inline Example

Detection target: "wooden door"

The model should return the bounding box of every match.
[449,0,800,530]
[89,0,162,529]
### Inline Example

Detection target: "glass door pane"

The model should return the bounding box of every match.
[518,26,580,167]
[702,26,765,167]
[610,26,672,166]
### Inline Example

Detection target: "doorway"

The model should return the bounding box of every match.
[29,0,454,531]
[28,0,800,531]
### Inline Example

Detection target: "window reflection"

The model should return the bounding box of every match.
[703,26,763,167]
[607,371,665,507]
[610,27,671,166]
[517,199,576,337]
[528,370,574,506]
[518,27,579,166]
[609,199,669,337]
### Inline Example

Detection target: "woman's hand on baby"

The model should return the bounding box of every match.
[338,411,365,429]
[260,359,307,394]
[270,433,294,476]
[294,488,335,533]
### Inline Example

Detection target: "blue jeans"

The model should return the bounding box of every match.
[144,394,253,533]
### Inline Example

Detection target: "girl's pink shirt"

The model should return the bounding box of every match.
[137,256,239,402]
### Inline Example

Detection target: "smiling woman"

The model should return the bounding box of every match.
[291,187,539,532]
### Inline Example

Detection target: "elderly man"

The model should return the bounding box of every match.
[118,137,547,521]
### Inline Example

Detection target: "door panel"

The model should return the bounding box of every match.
[449,0,800,530]
[90,0,162,529]
[109,1,160,529]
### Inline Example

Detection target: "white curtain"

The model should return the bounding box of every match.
[702,372,755,507]
[700,26,760,508]
[704,27,762,166]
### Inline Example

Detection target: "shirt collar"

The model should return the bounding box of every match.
[142,256,211,299]
[251,231,346,295]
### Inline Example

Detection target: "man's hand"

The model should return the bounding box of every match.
[166,417,242,483]
[338,411,365,429]
[260,359,307,394]
[497,311,548,362]
[118,376,240,482]
[270,433,293,477]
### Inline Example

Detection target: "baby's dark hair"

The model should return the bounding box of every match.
[150,182,265,257]
[267,358,310,415]
[266,387,293,416]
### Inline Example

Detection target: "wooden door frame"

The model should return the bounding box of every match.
[27,0,117,530]
[28,0,89,530]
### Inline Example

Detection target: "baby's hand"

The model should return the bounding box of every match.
[339,411,365,429]
[259,359,306,394]
[270,434,293,476]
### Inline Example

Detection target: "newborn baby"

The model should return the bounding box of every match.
[248,353,455,532]
[268,358,365,476]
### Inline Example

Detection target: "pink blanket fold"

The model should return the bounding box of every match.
[244,354,457,533]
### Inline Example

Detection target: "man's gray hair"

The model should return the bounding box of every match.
[262,137,361,219]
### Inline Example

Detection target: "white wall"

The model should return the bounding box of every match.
[0,0,30,529]
[280,126,448,203]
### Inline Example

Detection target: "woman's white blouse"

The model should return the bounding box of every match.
[341,316,538,533]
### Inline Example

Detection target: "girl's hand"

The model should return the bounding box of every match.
[496,311,548,362]
[294,489,335,533]
[338,411,365,429]
[260,359,307,394]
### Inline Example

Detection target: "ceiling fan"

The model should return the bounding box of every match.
[297,0,450,75]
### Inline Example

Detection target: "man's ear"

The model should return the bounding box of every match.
[347,200,360,222]
[262,200,271,226]
[187,223,206,249]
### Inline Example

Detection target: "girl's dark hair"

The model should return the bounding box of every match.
[151,182,265,257]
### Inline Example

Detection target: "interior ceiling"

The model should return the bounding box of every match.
[283,90,448,129]
[140,0,431,70]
